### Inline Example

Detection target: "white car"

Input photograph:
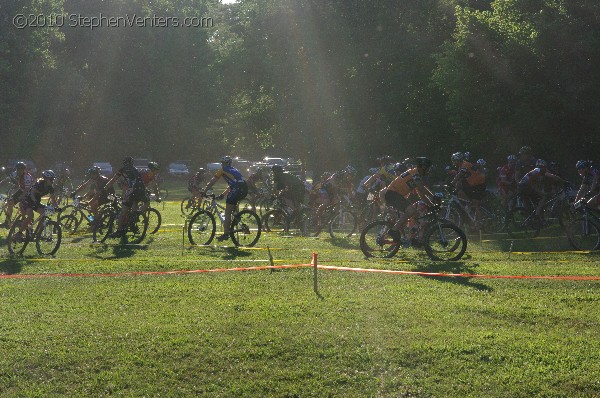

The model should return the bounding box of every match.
[92,162,113,175]
[168,163,190,177]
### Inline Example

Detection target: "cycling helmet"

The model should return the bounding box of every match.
[464,152,472,161]
[414,157,432,169]
[15,161,26,170]
[368,167,379,174]
[197,167,205,173]
[42,170,56,179]
[451,152,464,162]
[345,165,357,175]
[221,155,233,165]
[271,165,284,173]
[123,156,134,166]
[148,161,160,171]
[86,167,99,177]
[476,158,487,166]
[575,160,591,170]
[535,159,547,168]
[519,146,532,155]
[507,154,517,162]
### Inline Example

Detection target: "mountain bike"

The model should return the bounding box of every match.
[360,198,467,261]
[93,194,148,244]
[180,195,210,216]
[438,186,504,233]
[562,199,600,250]
[7,205,62,256]
[187,193,261,247]
[505,186,573,239]
[310,200,358,239]
[261,197,314,236]
[58,196,96,235]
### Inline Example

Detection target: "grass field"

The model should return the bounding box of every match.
[1,188,599,397]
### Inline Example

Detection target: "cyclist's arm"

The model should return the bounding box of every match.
[415,182,435,207]
[204,175,219,192]
[72,179,93,197]
[104,172,122,188]
[362,173,379,189]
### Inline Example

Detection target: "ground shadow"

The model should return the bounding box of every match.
[0,258,25,275]
[85,241,147,260]
[412,260,493,292]
[327,237,359,250]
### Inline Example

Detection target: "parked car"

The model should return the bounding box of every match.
[168,162,190,177]
[206,162,221,174]
[133,158,150,171]
[92,162,113,175]
[263,157,287,167]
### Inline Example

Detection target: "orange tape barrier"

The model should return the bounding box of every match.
[2,252,599,281]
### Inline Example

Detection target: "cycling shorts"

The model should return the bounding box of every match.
[384,190,410,212]
[123,187,146,207]
[227,181,248,205]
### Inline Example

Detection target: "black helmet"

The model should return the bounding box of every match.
[271,165,284,173]
[197,167,205,173]
[221,155,233,165]
[148,161,160,171]
[15,161,26,170]
[576,160,591,170]
[123,156,134,166]
[414,157,432,169]
[86,167,100,177]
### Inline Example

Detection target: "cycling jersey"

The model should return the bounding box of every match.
[214,165,245,188]
[140,169,157,186]
[457,161,486,187]
[21,179,54,209]
[387,168,421,198]
[274,172,306,200]
[116,164,145,191]
[518,168,555,191]
[188,173,205,191]
[378,163,397,185]
[496,163,517,194]
[9,170,33,191]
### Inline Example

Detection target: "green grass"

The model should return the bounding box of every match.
[0,198,599,397]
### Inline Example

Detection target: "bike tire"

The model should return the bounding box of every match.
[180,197,197,217]
[564,216,600,251]
[146,208,162,234]
[359,220,401,258]
[329,208,357,239]
[423,221,467,261]
[506,207,538,239]
[262,209,289,233]
[296,207,318,237]
[230,209,262,247]
[159,187,169,201]
[188,210,216,245]
[94,209,115,243]
[7,218,29,256]
[58,214,80,235]
[35,220,62,255]
[125,210,148,244]
[60,205,85,229]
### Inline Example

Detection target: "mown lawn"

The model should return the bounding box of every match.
[0,198,599,397]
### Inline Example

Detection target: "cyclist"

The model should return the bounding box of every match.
[450,152,487,224]
[0,162,33,228]
[246,167,267,197]
[362,156,396,191]
[105,157,146,238]
[515,146,537,183]
[382,157,436,241]
[140,162,161,211]
[202,155,248,242]
[496,155,518,207]
[355,167,380,205]
[71,167,115,222]
[574,160,600,208]
[53,168,73,205]
[271,165,306,213]
[517,159,568,222]
[13,170,59,240]
[188,168,206,200]
[308,171,332,208]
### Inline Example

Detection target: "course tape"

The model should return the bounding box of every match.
[1,259,599,281]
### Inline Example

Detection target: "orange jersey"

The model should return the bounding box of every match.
[387,168,421,198]
[459,161,486,186]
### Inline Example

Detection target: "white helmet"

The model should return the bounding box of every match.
[42,170,56,179]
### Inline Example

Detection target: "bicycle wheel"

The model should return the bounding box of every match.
[230,209,262,247]
[60,205,85,228]
[159,187,169,201]
[7,219,30,256]
[94,209,115,243]
[506,207,538,239]
[262,209,289,233]
[439,204,461,228]
[188,210,216,245]
[125,210,148,244]
[180,197,197,217]
[146,208,162,234]
[479,205,504,234]
[423,222,467,261]
[35,220,62,255]
[296,207,319,237]
[564,216,600,251]
[359,220,401,258]
[58,214,80,235]
[329,208,357,239]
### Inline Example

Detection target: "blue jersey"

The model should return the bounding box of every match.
[214,165,245,188]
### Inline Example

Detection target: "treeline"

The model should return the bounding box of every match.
[1,0,599,175]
